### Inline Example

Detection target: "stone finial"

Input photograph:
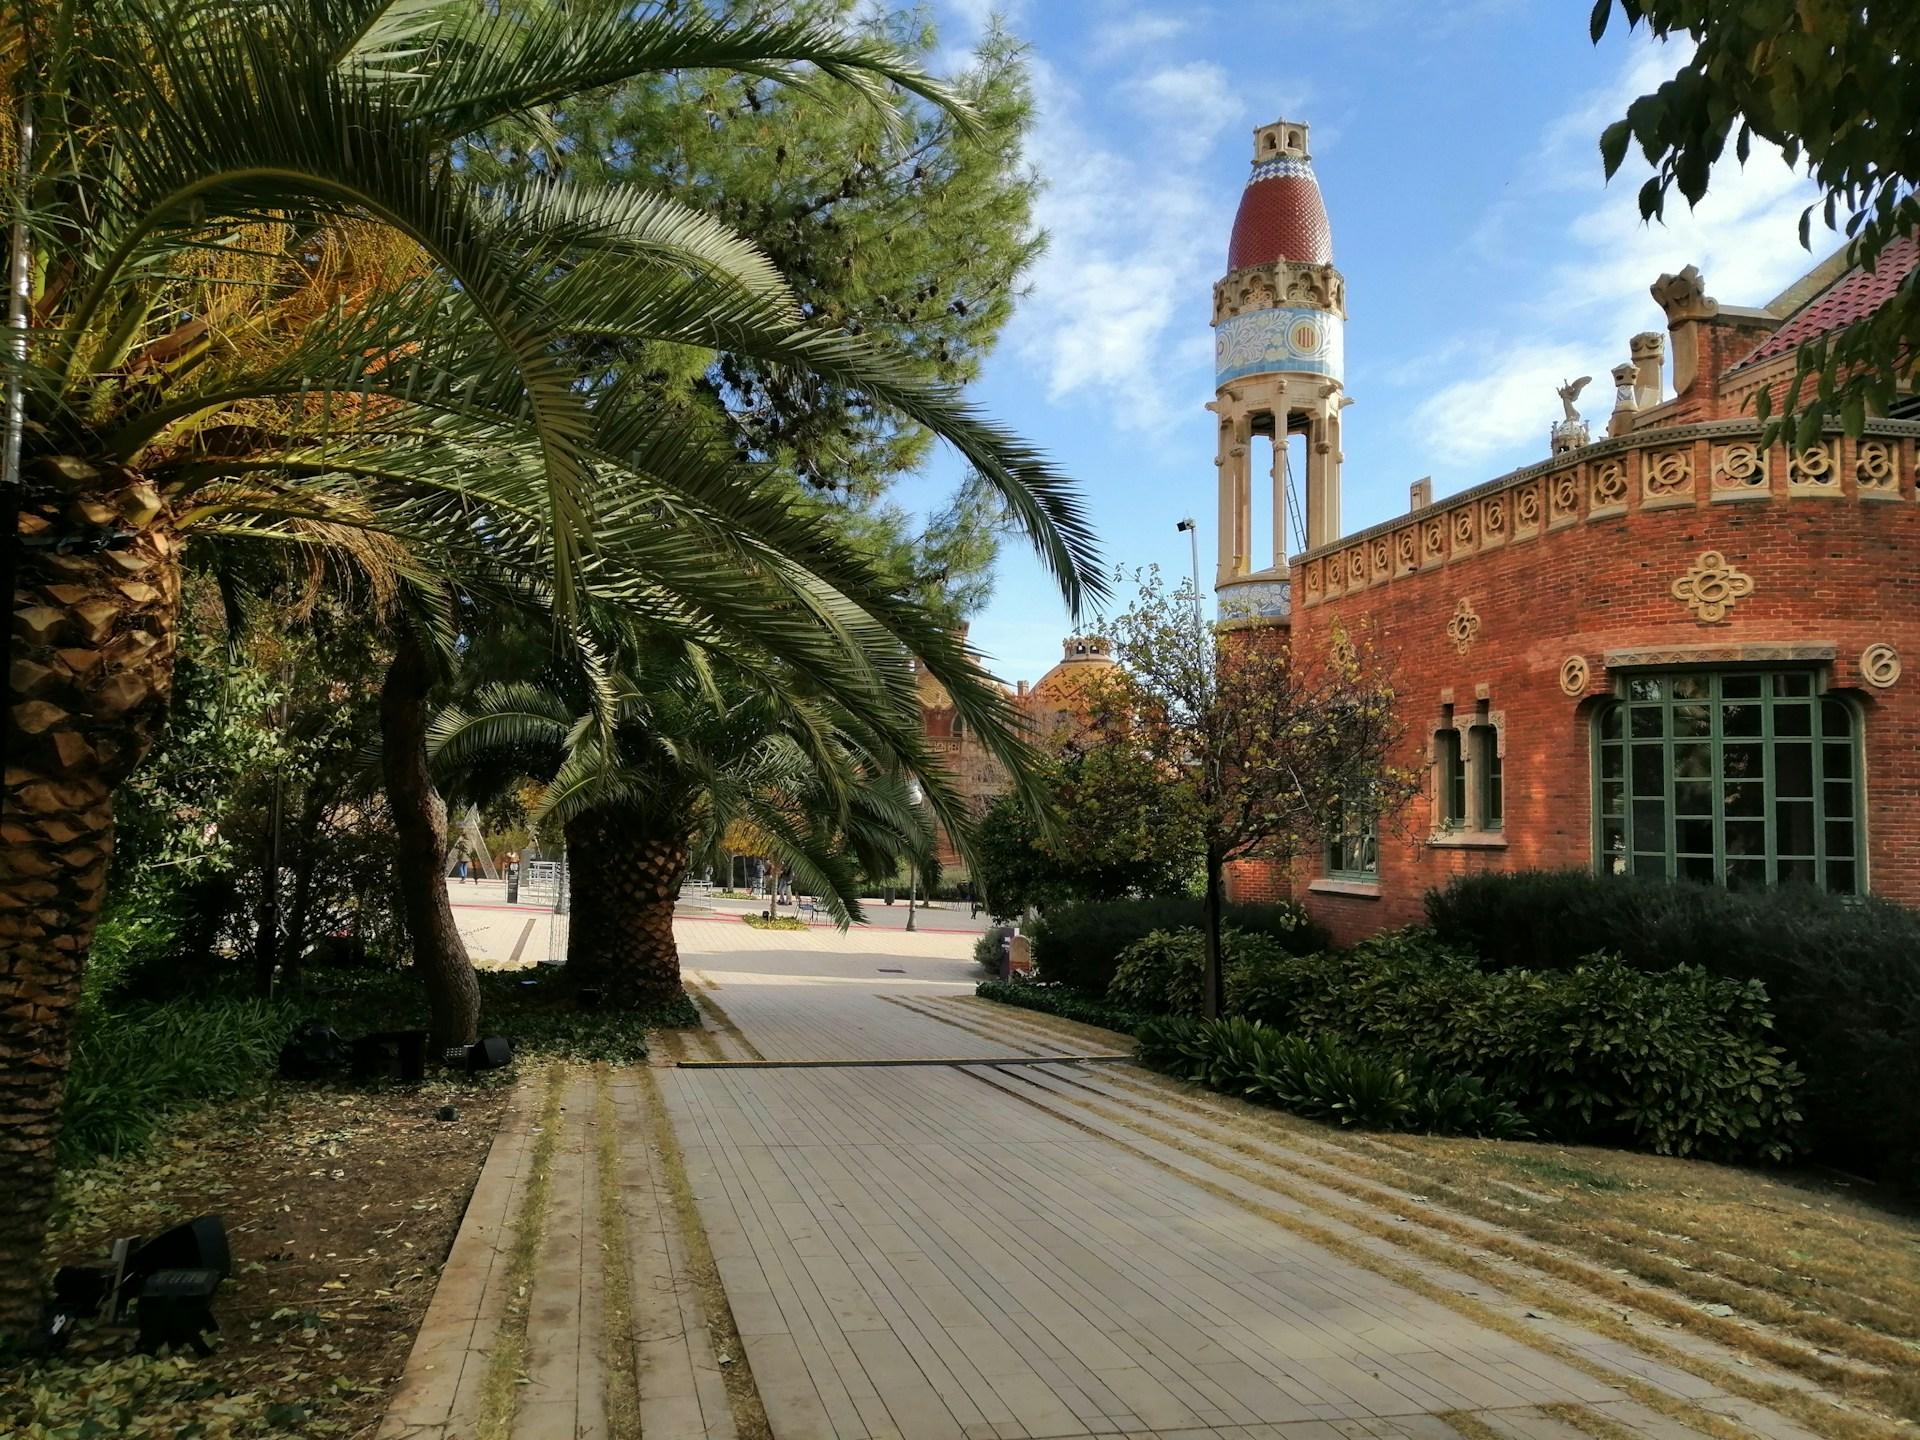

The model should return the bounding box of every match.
[1409,476,1433,512]
[1650,265,1718,325]
[1607,361,1640,438]
[1630,330,1665,409]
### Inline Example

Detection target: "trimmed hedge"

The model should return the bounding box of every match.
[1030,897,1325,996]
[975,979,1150,1036]
[1135,1016,1528,1137]
[1426,871,1920,1183]
[1232,931,1801,1161]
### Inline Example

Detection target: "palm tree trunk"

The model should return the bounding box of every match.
[563,809,687,1009]
[379,627,479,1055]
[0,457,179,1338]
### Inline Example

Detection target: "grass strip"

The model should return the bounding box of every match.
[638,1064,773,1440]
[476,1063,567,1440]
[593,1067,642,1440]
[1436,1410,1511,1440]
[1540,1400,1650,1440]
[689,986,765,1061]
[965,1063,1893,1440]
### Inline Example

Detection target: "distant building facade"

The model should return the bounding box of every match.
[1209,120,1920,943]
[918,633,1116,873]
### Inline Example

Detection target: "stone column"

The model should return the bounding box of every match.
[1268,422,1287,570]
[1306,408,1342,549]
[1214,415,1236,583]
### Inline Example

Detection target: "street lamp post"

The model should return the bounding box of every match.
[904,777,924,933]
[1175,517,1204,634]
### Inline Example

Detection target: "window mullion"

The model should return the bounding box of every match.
[1709,674,1727,884]
[1760,679,1777,885]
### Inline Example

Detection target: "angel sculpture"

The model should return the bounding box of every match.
[1557,376,1593,422]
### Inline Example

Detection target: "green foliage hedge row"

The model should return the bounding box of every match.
[974,979,1150,1036]
[1230,933,1801,1160]
[1135,1017,1528,1137]
[1030,897,1325,996]
[1426,871,1920,1183]
[61,996,304,1163]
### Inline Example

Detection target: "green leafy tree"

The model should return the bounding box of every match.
[0,0,1098,1334]
[433,642,929,1004]
[1100,569,1415,1018]
[1592,0,1918,439]
[465,1,1043,617]
[974,744,1203,921]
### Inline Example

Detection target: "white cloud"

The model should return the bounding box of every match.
[1001,56,1236,436]
[1089,11,1192,64]
[1402,35,1825,475]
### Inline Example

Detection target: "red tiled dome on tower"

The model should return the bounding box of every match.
[1227,119,1331,272]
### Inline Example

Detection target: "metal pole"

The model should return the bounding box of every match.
[1177,517,1204,636]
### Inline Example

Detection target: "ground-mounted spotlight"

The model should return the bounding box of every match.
[466,1035,513,1072]
[135,1269,223,1354]
[129,1215,231,1282]
[351,1029,429,1083]
[278,1020,350,1080]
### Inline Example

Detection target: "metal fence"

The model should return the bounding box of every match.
[517,859,565,907]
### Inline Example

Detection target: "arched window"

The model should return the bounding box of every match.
[1593,671,1861,893]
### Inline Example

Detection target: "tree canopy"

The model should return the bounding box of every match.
[1594,0,1918,438]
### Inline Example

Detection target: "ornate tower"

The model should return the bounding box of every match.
[1210,120,1347,622]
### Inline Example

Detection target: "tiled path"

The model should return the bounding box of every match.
[384,926,1833,1440]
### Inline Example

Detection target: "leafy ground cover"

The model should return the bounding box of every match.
[4,1079,510,1438]
[741,914,808,932]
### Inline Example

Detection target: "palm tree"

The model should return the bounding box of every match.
[0,0,1100,1335]
[434,635,931,1006]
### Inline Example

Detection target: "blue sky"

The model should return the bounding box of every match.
[893,0,1830,684]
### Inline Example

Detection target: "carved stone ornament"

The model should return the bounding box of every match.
[1860,643,1901,689]
[1671,551,1756,623]
[1446,597,1481,655]
[1650,265,1718,324]
[1788,439,1840,493]
[1559,655,1590,696]
[1712,441,1768,492]
[1591,457,1628,508]
[1856,439,1899,494]
[1643,447,1692,500]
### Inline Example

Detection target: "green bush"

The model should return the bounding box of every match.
[1228,932,1801,1160]
[1134,1017,1528,1137]
[975,979,1150,1036]
[974,925,1012,978]
[1031,897,1325,995]
[1107,929,1205,1015]
[1426,871,1920,1183]
[60,996,303,1164]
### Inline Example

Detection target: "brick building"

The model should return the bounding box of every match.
[918,633,1115,873]
[1209,120,1920,944]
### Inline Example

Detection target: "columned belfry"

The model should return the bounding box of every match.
[1210,119,1346,622]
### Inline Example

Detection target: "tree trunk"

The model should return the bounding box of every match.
[1202,844,1226,1020]
[280,790,327,992]
[380,628,479,1055]
[564,808,687,1009]
[0,457,180,1339]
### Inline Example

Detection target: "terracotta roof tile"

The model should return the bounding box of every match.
[1228,161,1332,272]
[1735,233,1920,369]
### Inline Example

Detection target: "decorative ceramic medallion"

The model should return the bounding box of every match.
[1445,598,1481,655]
[1559,655,1590,696]
[1214,306,1344,385]
[1671,551,1755,623]
[1861,643,1901,688]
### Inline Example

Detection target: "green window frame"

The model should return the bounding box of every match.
[1326,803,1378,880]
[1593,670,1862,894]
[1437,729,1466,830]
[1471,723,1502,830]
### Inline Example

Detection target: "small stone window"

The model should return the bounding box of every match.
[1432,704,1505,846]
[1436,728,1467,830]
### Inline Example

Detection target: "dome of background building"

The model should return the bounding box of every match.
[1227,121,1332,272]
[1020,635,1117,735]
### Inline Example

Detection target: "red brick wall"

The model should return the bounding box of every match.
[1287,430,1920,948]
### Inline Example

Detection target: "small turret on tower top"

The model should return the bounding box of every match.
[1253,120,1311,162]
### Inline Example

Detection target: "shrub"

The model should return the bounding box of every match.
[1134,1017,1528,1137]
[60,997,303,1163]
[974,925,1012,978]
[1031,897,1325,995]
[1227,931,1801,1160]
[1426,871,1920,1184]
[975,979,1149,1036]
[1107,929,1205,1015]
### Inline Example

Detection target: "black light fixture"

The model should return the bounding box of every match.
[278,1020,350,1080]
[466,1035,513,1072]
[350,1029,429,1083]
[135,1269,223,1354]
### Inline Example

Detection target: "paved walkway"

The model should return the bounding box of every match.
[383,925,1830,1440]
